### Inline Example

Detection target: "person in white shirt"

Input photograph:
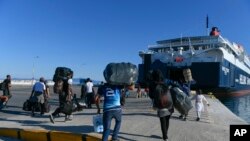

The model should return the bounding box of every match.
[194,89,209,121]
[85,78,94,108]
[30,77,46,116]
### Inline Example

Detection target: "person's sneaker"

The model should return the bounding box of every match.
[65,118,72,122]
[183,117,187,121]
[49,114,55,124]
[196,117,200,121]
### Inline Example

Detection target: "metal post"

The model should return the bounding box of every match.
[32,56,39,85]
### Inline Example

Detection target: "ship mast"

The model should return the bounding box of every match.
[206,15,209,35]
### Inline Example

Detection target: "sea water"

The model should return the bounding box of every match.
[219,94,250,123]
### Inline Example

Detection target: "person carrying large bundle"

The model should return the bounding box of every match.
[49,67,74,123]
[95,62,137,141]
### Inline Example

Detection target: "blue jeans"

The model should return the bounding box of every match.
[102,109,122,141]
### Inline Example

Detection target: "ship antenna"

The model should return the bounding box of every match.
[188,38,194,55]
[180,33,183,45]
[206,15,209,35]
[170,41,174,57]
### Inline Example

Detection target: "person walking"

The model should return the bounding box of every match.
[96,83,124,141]
[49,72,74,123]
[178,78,190,121]
[80,79,87,103]
[148,70,174,141]
[30,77,46,116]
[85,78,94,108]
[136,85,142,98]
[194,89,209,121]
[2,75,12,100]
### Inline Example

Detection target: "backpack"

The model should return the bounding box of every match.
[153,83,173,109]
[0,82,5,91]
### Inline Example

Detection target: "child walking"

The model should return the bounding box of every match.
[195,90,209,121]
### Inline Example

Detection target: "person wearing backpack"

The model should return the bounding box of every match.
[148,70,174,141]
[49,71,74,123]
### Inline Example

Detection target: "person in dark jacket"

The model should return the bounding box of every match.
[1,75,12,108]
[148,70,174,141]
[3,75,12,99]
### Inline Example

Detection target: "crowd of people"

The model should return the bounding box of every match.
[0,68,210,141]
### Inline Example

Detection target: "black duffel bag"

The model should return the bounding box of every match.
[23,100,32,111]
[60,101,73,115]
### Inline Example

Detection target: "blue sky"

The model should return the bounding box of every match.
[0,0,250,81]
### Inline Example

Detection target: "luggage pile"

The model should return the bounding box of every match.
[53,67,73,94]
[22,99,50,113]
[53,67,73,82]
[103,62,138,85]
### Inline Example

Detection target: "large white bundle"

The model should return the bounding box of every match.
[103,62,138,85]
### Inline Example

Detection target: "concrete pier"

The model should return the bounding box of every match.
[0,86,247,141]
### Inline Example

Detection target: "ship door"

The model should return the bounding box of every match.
[230,64,235,87]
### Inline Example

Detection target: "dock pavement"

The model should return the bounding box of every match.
[0,87,248,141]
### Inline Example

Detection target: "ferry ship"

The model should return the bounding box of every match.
[138,28,250,96]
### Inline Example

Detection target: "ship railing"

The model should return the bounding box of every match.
[218,35,243,57]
